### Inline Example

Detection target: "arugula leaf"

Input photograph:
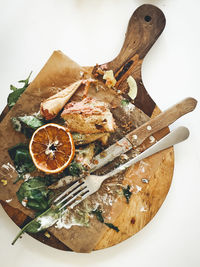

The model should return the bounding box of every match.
[91,208,104,223]
[12,205,61,245]
[104,223,119,232]
[121,99,130,107]
[7,72,32,109]
[11,115,45,138]
[16,177,54,212]
[13,174,24,184]
[122,185,132,204]
[64,161,85,177]
[8,143,35,174]
[91,207,119,232]
[18,115,44,130]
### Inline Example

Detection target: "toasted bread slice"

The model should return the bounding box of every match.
[61,97,115,134]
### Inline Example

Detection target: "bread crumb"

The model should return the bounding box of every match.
[44,231,51,238]
[127,76,137,100]
[103,70,116,88]
[1,179,7,186]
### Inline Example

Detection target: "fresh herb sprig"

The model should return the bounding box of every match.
[7,72,32,109]
[122,185,132,204]
[11,115,45,138]
[8,143,36,176]
[91,208,119,232]
[12,205,61,245]
[16,177,54,212]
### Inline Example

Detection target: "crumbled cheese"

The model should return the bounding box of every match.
[21,197,28,207]
[127,76,137,100]
[5,199,12,203]
[140,206,147,212]
[141,178,149,184]
[80,71,84,77]
[1,179,7,186]
[149,135,156,143]
[120,153,129,161]
[147,125,152,131]
[133,134,138,140]
[2,163,15,172]
[23,173,32,182]
[103,70,116,88]
[55,213,82,230]
[44,231,51,238]
[38,215,58,231]
[135,185,142,193]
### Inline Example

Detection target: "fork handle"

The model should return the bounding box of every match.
[102,126,189,180]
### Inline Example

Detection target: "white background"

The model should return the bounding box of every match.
[0,0,200,266]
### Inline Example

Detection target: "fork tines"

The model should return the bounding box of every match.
[53,178,89,213]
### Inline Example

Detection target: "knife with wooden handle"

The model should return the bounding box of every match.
[90,97,197,172]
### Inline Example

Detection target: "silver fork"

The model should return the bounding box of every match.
[54,126,189,213]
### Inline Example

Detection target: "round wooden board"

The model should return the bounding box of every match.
[0,4,174,252]
[94,107,174,250]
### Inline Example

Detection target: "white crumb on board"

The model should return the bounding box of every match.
[140,206,148,212]
[149,136,156,143]
[5,199,12,203]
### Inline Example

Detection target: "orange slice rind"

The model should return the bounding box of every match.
[29,123,75,174]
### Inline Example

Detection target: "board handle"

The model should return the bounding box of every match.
[100,5,166,117]
[106,4,166,73]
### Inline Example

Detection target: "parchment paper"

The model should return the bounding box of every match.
[0,50,150,252]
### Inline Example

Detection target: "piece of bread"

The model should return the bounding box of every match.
[72,132,109,145]
[40,80,83,120]
[61,97,115,134]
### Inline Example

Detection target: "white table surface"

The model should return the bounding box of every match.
[0,0,200,266]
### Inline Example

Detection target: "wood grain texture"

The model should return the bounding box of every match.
[103,4,166,116]
[0,4,175,252]
[126,97,197,147]
[94,107,174,250]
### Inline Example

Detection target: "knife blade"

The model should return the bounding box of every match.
[90,97,197,172]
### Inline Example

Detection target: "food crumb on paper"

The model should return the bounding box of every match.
[140,206,147,212]
[44,231,51,238]
[5,199,12,203]
[141,178,149,184]
[1,179,7,186]
[103,70,116,88]
[149,136,156,143]
[132,134,137,140]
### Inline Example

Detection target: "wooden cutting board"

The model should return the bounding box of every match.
[0,4,174,251]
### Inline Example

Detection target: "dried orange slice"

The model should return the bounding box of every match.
[29,123,75,174]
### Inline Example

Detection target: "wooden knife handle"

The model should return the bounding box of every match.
[105,4,166,73]
[126,97,197,147]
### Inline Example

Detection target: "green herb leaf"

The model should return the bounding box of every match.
[121,99,130,107]
[94,141,103,155]
[7,72,32,109]
[16,177,54,212]
[65,161,85,177]
[91,208,119,232]
[91,208,104,223]
[104,223,119,232]
[122,185,132,204]
[18,115,44,130]
[12,205,61,245]
[8,143,36,175]
[11,115,44,138]
[13,175,24,184]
